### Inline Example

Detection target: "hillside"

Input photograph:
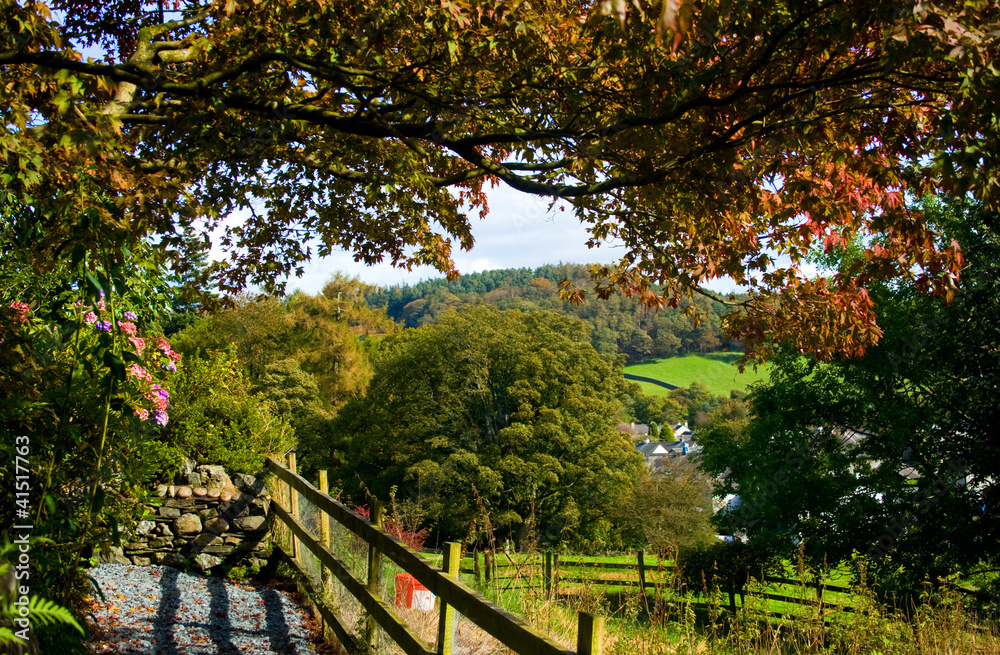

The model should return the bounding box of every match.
[625,352,769,398]
[365,264,745,362]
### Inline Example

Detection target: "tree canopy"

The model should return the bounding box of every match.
[698,196,1000,597]
[3,0,998,358]
[330,307,644,550]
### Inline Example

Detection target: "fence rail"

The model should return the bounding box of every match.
[461,550,855,615]
[265,455,604,655]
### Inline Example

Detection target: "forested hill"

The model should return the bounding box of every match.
[365,264,742,362]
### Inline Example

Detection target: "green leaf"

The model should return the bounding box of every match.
[70,243,86,267]
[85,271,103,297]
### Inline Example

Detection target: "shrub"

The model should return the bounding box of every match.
[161,347,295,476]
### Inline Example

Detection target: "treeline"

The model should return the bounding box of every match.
[365,264,742,362]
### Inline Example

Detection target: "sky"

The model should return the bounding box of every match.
[278,185,632,294]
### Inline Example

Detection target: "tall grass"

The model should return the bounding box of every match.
[471,552,1000,655]
[275,475,999,655]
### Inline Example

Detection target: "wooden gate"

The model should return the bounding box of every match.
[265,455,604,655]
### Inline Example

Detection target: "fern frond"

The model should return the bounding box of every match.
[22,596,84,634]
[0,626,28,646]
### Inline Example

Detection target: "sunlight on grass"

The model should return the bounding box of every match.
[626,351,769,397]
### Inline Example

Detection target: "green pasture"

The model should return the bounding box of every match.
[625,351,769,397]
[430,551,857,617]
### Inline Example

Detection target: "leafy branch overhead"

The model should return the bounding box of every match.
[2,0,998,358]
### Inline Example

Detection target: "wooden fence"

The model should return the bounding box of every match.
[462,550,856,619]
[265,454,605,655]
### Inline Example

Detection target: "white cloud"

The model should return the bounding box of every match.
[210,183,751,295]
[284,185,626,293]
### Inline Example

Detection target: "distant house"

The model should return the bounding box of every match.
[617,422,650,437]
[672,422,693,440]
[635,438,701,469]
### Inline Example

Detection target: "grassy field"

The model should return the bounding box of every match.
[625,351,769,397]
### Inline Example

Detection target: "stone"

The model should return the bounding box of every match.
[251,498,269,516]
[136,520,156,536]
[179,457,198,475]
[193,553,222,571]
[204,517,229,535]
[193,487,207,497]
[197,508,218,521]
[155,484,168,498]
[224,536,242,545]
[157,524,173,537]
[220,491,233,502]
[234,473,266,494]
[156,552,187,568]
[164,498,195,509]
[220,501,250,520]
[176,486,192,499]
[173,539,188,548]
[174,513,202,535]
[186,472,203,487]
[192,534,224,548]
[131,556,151,566]
[167,485,176,498]
[196,465,232,491]
[124,541,147,551]
[158,506,181,519]
[149,538,171,549]
[232,516,267,532]
[202,545,235,556]
[207,489,221,499]
[100,546,130,565]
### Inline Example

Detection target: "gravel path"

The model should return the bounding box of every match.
[85,564,321,655]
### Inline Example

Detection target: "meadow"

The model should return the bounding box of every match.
[625,351,770,397]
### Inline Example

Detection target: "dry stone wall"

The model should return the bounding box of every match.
[106,462,273,573]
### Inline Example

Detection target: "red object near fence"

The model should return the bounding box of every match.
[395,573,434,610]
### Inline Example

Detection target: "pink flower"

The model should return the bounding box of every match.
[120,322,137,335]
[135,407,149,421]
[153,410,168,426]
[128,364,152,382]
[146,386,169,411]
[128,336,145,356]
[84,312,98,324]
[9,302,30,323]
[97,299,106,311]
[157,337,182,362]
[123,311,137,321]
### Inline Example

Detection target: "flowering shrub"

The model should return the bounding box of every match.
[16,294,183,428]
[0,263,183,622]
[161,347,294,475]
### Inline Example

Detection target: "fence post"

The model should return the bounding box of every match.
[318,470,332,595]
[553,552,559,596]
[576,612,604,655]
[637,550,646,592]
[473,548,481,582]
[365,499,384,651]
[287,451,299,561]
[543,551,553,599]
[484,550,492,582]
[437,541,461,655]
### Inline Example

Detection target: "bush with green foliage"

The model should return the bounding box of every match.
[160,347,295,476]
[330,307,644,551]
[0,201,185,651]
[613,456,716,555]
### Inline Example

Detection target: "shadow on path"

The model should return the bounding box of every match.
[154,565,182,655]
